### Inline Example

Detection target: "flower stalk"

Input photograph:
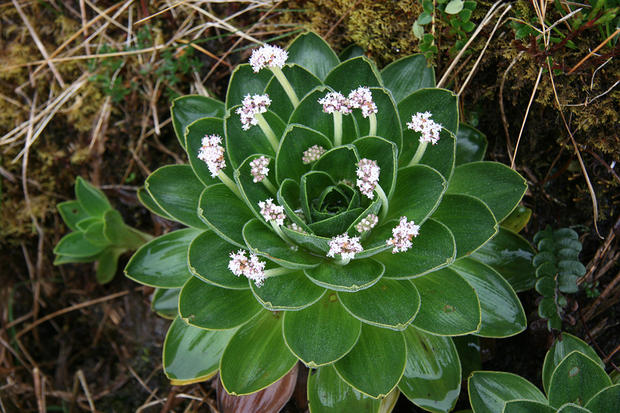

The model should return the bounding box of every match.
[218,171,242,197]
[256,113,280,151]
[409,140,428,166]
[333,111,343,147]
[271,66,300,107]
[369,113,377,136]
[375,184,389,220]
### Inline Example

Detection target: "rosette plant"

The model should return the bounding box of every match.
[125,32,533,412]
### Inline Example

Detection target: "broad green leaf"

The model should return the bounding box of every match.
[266,64,322,120]
[283,292,361,367]
[281,226,331,254]
[179,277,261,330]
[225,63,273,109]
[304,258,384,292]
[185,117,228,186]
[57,200,89,231]
[452,258,527,338]
[472,227,536,292]
[388,164,446,222]
[338,44,365,61]
[556,404,592,412]
[53,232,105,257]
[83,221,110,247]
[163,317,235,384]
[187,230,249,289]
[152,288,180,319]
[411,267,481,335]
[277,179,313,233]
[276,124,332,184]
[145,165,207,229]
[287,31,339,81]
[399,327,461,413]
[352,136,398,198]
[250,270,325,311]
[381,54,435,103]
[313,144,360,183]
[377,218,456,279]
[137,187,173,220]
[548,351,611,408]
[53,253,99,265]
[309,209,364,237]
[220,311,297,395]
[338,279,420,330]
[95,248,122,284]
[103,209,147,249]
[447,162,527,222]
[503,400,555,413]
[542,333,605,394]
[234,154,275,222]
[300,170,335,220]
[455,123,487,166]
[243,219,322,269]
[198,183,254,247]
[445,0,464,14]
[225,108,284,168]
[431,194,497,259]
[501,205,532,233]
[171,95,225,149]
[468,371,547,413]
[585,385,620,413]
[75,217,99,231]
[454,336,481,379]
[307,365,381,413]
[350,88,402,151]
[334,325,406,398]
[325,56,382,92]
[404,127,456,180]
[125,228,200,288]
[75,176,111,218]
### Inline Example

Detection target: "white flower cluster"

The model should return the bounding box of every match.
[407,111,442,145]
[258,198,286,226]
[228,250,266,287]
[386,216,420,253]
[327,234,363,261]
[318,92,352,115]
[356,158,380,199]
[348,87,377,118]
[197,134,226,177]
[249,44,288,73]
[236,94,271,130]
[355,214,379,233]
[287,222,307,234]
[249,156,270,183]
[302,145,326,164]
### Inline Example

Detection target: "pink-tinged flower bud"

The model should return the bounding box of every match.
[302,145,326,164]
[236,94,271,130]
[228,249,266,286]
[249,156,270,183]
[327,234,363,260]
[386,216,420,253]
[197,134,226,177]
[406,111,442,145]
[249,44,288,73]
[356,158,380,199]
[348,87,377,118]
[355,214,379,233]
[258,198,286,227]
[318,91,352,115]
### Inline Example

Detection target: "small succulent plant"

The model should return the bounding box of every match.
[125,32,534,411]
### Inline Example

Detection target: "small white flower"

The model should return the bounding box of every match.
[259,198,286,226]
[287,222,307,234]
[249,44,288,73]
[355,214,379,233]
[249,156,270,183]
[406,111,442,145]
[356,158,380,199]
[386,216,420,253]
[228,249,266,287]
[236,94,271,130]
[327,234,363,260]
[318,92,351,115]
[302,145,326,164]
[348,87,378,118]
[197,134,226,177]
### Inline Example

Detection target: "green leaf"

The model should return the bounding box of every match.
[447,162,527,222]
[548,351,611,408]
[468,371,547,413]
[304,258,384,292]
[377,218,456,279]
[145,165,207,229]
[445,0,464,14]
[152,288,180,319]
[163,317,235,384]
[325,56,382,92]
[103,210,146,249]
[399,327,461,413]
[542,333,605,394]
[179,277,261,330]
[125,228,200,288]
[351,88,402,151]
[408,127,457,180]
[454,335,481,379]
[501,206,532,233]
[352,136,398,198]
[187,230,250,290]
[334,325,406,398]
[276,124,332,184]
[243,219,322,269]
[234,154,275,222]
[313,144,360,183]
[455,123,487,166]
[171,95,225,149]
[308,365,381,413]
[309,209,365,237]
[338,279,420,330]
[198,183,255,247]
[57,200,89,231]
[53,253,99,265]
[250,270,325,311]
[283,292,361,367]
[83,221,111,247]
[225,64,273,109]
[277,179,313,233]
[185,117,228,186]
[503,400,555,413]
[95,248,122,284]
[287,31,340,81]
[75,176,111,218]
[225,108,284,168]
[76,217,100,232]
[281,226,331,254]
[338,44,365,61]
[556,404,592,413]
[137,187,173,220]
[410,267,481,335]
[388,164,447,222]
[266,64,322,120]
[585,385,620,413]
[220,311,297,395]
[452,258,526,338]
[53,232,106,257]
[431,194,497,259]
[472,227,536,292]
[381,54,435,103]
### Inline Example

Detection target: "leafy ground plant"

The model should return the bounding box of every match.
[468,333,619,413]
[124,32,532,412]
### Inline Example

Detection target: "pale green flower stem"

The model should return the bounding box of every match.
[218,171,242,197]
[335,256,351,266]
[271,221,293,245]
[408,141,428,166]
[375,184,389,221]
[264,267,296,279]
[368,113,377,136]
[262,177,277,195]
[256,113,280,151]
[333,112,343,146]
[271,66,300,107]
